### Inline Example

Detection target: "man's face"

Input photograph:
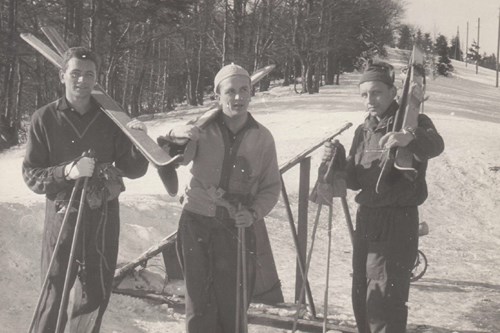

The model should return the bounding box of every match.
[60,58,97,100]
[359,81,396,117]
[218,76,251,118]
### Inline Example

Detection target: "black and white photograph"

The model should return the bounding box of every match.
[0,0,499,332]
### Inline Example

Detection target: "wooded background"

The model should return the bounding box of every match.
[0,0,409,148]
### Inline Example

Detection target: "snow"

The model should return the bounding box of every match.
[1,48,500,332]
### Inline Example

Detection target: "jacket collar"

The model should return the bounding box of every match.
[55,97,99,115]
[216,111,259,135]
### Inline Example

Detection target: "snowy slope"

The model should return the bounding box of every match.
[1,48,499,333]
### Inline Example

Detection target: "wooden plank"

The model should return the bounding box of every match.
[295,157,311,303]
[110,289,357,333]
[248,312,357,333]
[280,178,317,316]
[113,231,177,287]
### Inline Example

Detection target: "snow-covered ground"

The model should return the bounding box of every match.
[1,48,500,333]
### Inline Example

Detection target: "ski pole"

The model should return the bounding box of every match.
[55,151,93,333]
[292,203,323,333]
[323,205,333,333]
[235,226,242,332]
[27,177,82,333]
[240,226,248,333]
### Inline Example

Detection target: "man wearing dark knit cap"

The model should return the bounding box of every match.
[323,60,444,333]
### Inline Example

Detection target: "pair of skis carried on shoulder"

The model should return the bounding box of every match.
[21,27,275,195]
[376,45,426,194]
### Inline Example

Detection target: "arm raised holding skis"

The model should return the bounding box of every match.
[323,56,444,333]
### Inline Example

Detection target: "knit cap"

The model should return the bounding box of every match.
[359,60,395,87]
[213,63,251,93]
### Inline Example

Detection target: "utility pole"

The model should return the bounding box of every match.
[476,17,480,75]
[466,21,469,67]
[497,8,500,87]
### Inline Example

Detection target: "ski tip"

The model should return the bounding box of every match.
[158,165,178,197]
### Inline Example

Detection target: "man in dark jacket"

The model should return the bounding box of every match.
[324,61,444,333]
[23,47,148,333]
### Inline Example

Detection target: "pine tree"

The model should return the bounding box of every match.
[397,24,413,50]
[414,29,424,48]
[467,40,481,66]
[434,35,453,76]
[480,53,497,70]
[449,35,463,61]
[422,33,434,53]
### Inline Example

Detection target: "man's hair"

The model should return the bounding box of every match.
[61,47,100,72]
[359,60,395,87]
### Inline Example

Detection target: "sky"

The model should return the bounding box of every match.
[403,0,500,56]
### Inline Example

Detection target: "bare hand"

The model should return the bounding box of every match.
[168,125,201,145]
[379,131,414,149]
[65,157,95,180]
[127,119,148,134]
[234,208,255,228]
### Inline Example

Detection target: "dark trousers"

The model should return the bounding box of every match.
[352,205,419,333]
[176,209,256,333]
[35,198,120,333]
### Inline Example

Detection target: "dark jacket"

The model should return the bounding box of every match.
[22,97,148,200]
[346,101,444,207]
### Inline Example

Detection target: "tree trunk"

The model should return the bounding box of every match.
[122,49,132,109]
[222,0,229,66]
[283,57,290,86]
[1,0,18,148]
[130,26,152,117]
[195,34,204,105]
[233,0,244,65]
[335,59,341,85]
[161,39,174,112]
[325,50,335,85]
[313,58,321,93]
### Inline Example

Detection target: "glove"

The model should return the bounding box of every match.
[165,125,201,145]
[126,119,148,134]
[234,208,256,228]
[65,157,95,180]
[378,131,414,149]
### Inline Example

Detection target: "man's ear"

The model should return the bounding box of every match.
[59,70,65,84]
[390,86,397,99]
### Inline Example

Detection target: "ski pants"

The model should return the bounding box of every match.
[351,205,419,333]
[35,197,120,333]
[176,209,256,333]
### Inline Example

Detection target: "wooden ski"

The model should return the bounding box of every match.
[20,32,178,168]
[376,45,426,194]
[394,45,426,172]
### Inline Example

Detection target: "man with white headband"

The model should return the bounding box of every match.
[166,63,281,333]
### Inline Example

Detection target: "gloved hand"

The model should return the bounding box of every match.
[65,157,95,180]
[379,131,414,149]
[166,125,201,145]
[234,208,256,228]
[322,141,335,163]
[126,119,148,134]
